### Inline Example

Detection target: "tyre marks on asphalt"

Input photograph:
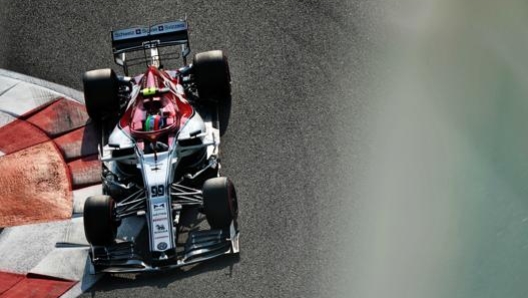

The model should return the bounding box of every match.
[24,98,88,138]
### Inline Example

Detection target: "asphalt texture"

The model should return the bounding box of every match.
[0,1,380,297]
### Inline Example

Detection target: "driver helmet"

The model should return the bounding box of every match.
[144,114,165,131]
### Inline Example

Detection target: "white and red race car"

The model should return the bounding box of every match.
[82,20,239,273]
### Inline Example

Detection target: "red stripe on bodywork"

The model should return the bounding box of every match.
[122,67,193,143]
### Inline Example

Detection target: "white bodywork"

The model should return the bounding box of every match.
[87,20,238,273]
[101,83,220,255]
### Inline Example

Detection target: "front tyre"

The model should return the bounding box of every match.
[193,50,232,136]
[83,195,117,246]
[83,68,120,123]
[202,177,238,229]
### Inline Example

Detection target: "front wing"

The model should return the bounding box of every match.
[89,223,239,273]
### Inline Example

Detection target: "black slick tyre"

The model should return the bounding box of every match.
[193,50,232,136]
[202,177,238,229]
[83,195,117,246]
[83,68,120,122]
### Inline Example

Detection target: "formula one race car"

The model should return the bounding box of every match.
[81,20,239,273]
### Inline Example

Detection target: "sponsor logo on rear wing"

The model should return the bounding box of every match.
[112,21,188,41]
[112,27,149,41]
[111,20,189,53]
[150,21,187,35]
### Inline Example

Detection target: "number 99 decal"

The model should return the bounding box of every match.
[151,185,165,197]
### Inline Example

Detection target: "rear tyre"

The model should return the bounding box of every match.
[83,68,120,123]
[193,50,232,136]
[202,177,238,229]
[83,195,117,246]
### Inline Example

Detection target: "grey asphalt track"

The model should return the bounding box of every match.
[0,1,380,297]
[4,1,528,298]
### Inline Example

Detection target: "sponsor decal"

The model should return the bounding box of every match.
[156,224,166,231]
[151,22,186,34]
[113,22,186,41]
[157,242,168,250]
[164,22,186,30]
[153,203,165,210]
[153,217,166,222]
[113,30,135,39]
[113,27,149,40]
[151,185,165,197]
[152,212,167,217]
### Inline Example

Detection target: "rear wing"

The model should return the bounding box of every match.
[111,20,191,74]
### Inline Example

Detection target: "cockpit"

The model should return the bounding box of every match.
[125,67,192,153]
